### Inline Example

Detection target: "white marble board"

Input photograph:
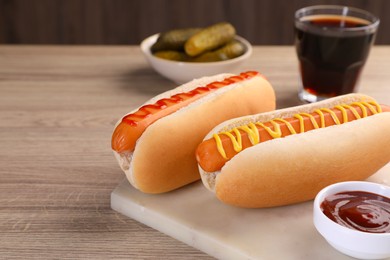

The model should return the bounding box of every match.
[111,163,390,260]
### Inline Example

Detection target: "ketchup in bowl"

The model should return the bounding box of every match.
[321,191,390,233]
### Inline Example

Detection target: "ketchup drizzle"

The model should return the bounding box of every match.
[121,71,260,126]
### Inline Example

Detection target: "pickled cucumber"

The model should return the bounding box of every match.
[151,28,201,52]
[153,50,189,61]
[184,22,236,57]
[191,40,246,62]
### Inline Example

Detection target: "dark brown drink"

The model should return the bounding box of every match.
[294,6,379,103]
[295,15,375,98]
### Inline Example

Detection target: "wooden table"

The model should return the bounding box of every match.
[1,45,389,259]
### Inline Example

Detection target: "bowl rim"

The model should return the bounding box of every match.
[140,33,253,66]
[314,181,390,237]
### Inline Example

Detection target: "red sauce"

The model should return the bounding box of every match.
[321,191,390,233]
[111,71,261,153]
[121,71,259,126]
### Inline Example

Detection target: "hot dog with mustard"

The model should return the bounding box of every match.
[111,71,275,193]
[196,94,390,208]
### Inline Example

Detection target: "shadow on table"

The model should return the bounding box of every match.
[117,67,176,96]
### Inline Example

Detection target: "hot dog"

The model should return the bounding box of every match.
[196,94,390,208]
[111,71,275,193]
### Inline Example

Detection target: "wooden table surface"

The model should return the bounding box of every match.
[1,45,389,259]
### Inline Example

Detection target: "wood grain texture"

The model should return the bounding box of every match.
[0,45,389,259]
[0,0,390,45]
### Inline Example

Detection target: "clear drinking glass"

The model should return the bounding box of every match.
[294,5,380,103]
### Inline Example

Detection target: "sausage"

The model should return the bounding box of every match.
[196,94,390,208]
[111,71,262,154]
[196,102,390,172]
[111,70,276,194]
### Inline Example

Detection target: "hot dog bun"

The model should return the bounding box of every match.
[197,94,390,208]
[112,72,275,193]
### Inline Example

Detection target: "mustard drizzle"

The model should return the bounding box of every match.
[213,100,381,159]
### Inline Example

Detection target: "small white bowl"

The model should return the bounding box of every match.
[313,181,390,259]
[140,33,252,84]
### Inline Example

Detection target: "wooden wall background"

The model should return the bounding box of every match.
[0,0,389,45]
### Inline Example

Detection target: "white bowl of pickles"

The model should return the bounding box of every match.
[140,22,252,84]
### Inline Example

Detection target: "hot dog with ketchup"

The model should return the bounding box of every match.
[196,94,390,208]
[111,71,275,193]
